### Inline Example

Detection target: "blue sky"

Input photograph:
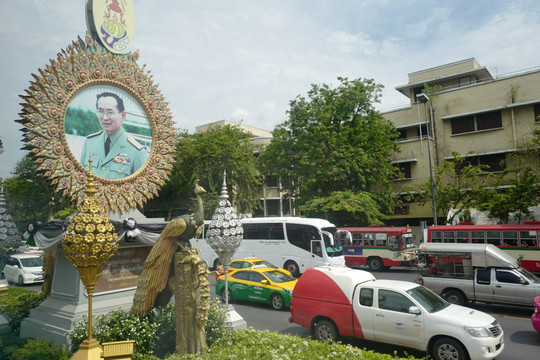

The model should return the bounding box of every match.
[1,0,540,178]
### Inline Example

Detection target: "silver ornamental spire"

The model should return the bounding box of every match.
[206,171,243,267]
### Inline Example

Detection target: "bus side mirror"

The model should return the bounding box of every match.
[321,231,334,246]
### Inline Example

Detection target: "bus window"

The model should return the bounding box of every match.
[375,233,387,247]
[352,233,362,246]
[286,223,319,252]
[471,230,485,244]
[364,233,374,246]
[388,235,399,248]
[502,230,518,247]
[486,231,501,246]
[402,233,414,248]
[311,240,323,257]
[268,224,285,240]
[456,231,470,243]
[431,231,442,243]
[443,231,455,243]
[520,231,538,247]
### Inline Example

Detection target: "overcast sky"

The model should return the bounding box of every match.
[2,0,540,178]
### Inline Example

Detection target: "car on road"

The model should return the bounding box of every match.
[216,265,297,310]
[1,253,44,285]
[533,296,540,332]
[214,257,292,281]
[290,266,504,360]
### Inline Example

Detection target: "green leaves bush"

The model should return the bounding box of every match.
[179,328,425,360]
[0,289,47,334]
[69,298,230,359]
[0,332,70,360]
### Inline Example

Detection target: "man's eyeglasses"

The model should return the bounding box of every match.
[96,109,120,117]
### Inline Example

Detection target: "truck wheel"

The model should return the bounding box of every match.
[221,288,232,303]
[18,275,24,286]
[367,257,384,272]
[270,293,285,310]
[432,337,467,360]
[284,260,300,277]
[213,258,221,270]
[313,319,338,343]
[443,290,466,306]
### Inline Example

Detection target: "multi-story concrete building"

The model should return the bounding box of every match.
[383,58,540,227]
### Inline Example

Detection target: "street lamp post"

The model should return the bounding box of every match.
[417,93,438,226]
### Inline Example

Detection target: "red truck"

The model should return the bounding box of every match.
[289,266,504,360]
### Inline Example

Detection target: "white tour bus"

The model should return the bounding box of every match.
[191,217,346,277]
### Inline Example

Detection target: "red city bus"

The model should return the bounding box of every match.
[339,225,416,271]
[426,221,540,272]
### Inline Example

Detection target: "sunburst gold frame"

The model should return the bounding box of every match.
[17,33,176,213]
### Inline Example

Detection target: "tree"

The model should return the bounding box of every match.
[152,125,262,220]
[475,129,540,223]
[476,166,539,223]
[258,77,399,226]
[417,152,491,224]
[3,156,73,235]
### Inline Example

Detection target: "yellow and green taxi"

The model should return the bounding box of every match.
[216,265,297,310]
[214,257,292,281]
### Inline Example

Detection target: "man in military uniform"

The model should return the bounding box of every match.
[80,92,148,179]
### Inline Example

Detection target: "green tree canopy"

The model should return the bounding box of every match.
[3,155,73,235]
[417,152,491,224]
[258,77,399,226]
[153,125,262,220]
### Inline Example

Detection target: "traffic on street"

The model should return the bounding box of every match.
[211,267,540,360]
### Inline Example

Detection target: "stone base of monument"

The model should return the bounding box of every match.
[20,248,138,348]
[224,305,247,330]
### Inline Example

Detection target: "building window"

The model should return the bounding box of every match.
[253,200,265,217]
[266,176,278,188]
[451,116,475,134]
[478,153,506,172]
[266,199,280,216]
[397,129,407,140]
[393,204,409,215]
[476,111,502,131]
[534,103,540,123]
[458,76,471,87]
[451,111,502,135]
[413,87,424,102]
[416,124,428,138]
[393,163,412,180]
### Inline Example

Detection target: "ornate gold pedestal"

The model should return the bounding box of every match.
[70,339,102,360]
[63,160,120,359]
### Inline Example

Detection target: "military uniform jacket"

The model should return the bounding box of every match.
[80,128,148,179]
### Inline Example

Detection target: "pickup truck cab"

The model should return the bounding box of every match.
[290,266,504,360]
[418,243,540,307]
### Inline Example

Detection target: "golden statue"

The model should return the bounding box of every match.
[131,181,209,356]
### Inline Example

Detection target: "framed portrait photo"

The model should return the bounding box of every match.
[17,34,176,213]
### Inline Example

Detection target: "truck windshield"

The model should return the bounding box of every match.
[322,227,344,257]
[517,267,540,283]
[407,285,449,313]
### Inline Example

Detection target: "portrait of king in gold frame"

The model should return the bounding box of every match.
[65,85,152,180]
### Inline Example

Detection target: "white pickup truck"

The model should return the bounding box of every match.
[290,266,504,360]
[418,243,540,307]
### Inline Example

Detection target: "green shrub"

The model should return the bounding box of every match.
[203,299,233,347]
[10,338,70,360]
[147,302,176,358]
[180,328,426,360]
[70,309,158,356]
[69,298,230,358]
[0,331,26,360]
[0,290,47,334]
[0,332,70,360]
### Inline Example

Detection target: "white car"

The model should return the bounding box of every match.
[1,254,44,285]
